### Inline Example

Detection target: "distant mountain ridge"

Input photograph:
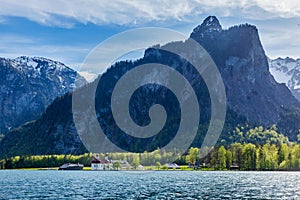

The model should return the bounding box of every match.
[0,56,86,133]
[1,16,300,157]
[269,57,300,101]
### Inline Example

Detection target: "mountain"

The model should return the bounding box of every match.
[0,56,86,133]
[269,57,300,101]
[190,17,300,126]
[1,16,300,157]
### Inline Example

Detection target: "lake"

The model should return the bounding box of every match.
[1,170,300,199]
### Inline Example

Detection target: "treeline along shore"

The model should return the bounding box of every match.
[1,142,300,171]
[1,126,300,170]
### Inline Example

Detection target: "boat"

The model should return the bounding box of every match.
[58,163,84,170]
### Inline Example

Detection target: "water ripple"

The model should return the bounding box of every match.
[1,171,300,199]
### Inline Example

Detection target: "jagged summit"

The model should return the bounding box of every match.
[202,16,222,30]
[191,16,222,35]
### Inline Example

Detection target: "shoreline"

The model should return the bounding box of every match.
[2,168,300,172]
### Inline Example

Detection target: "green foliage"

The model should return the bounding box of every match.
[225,150,232,169]
[198,143,300,171]
[186,147,199,168]
[131,154,140,169]
[229,143,243,167]
[107,149,181,166]
[217,146,227,170]
[277,109,300,141]
[112,162,122,170]
[155,161,161,170]
[225,125,290,145]
[3,142,300,171]
[2,125,300,171]
[0,153,93,169]
[241,143,256,170]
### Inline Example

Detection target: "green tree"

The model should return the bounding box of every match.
[230,143,243,167]
[259,143,278,170]
[209,147,217,168]
[287,152,293,169]
[217,146,227,170]
[113,162,122,170]
[156,161,161,170]
[186,147,199,169]
[131,154,140,170]
[268,144,279,170]
[291,144,300,169]
[151,149,162,165]
[278,143,289,167]
[256,146,265,170]
[242,143,256,170]
[226,150,232,169]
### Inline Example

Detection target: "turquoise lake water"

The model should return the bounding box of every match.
[1,170,300,199]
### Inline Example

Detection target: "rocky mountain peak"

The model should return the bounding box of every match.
[191,16,222,36]
[12,56,74,74]
[0,56,86,133]
[188,17,299,127]
[202,16,222,29]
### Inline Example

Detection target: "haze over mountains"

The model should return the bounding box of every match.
[0,16,300,157]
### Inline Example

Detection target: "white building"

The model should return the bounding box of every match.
[91,154,111,170]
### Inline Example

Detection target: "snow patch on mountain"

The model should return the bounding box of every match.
[269,57,300,101]
[0,56,87,133]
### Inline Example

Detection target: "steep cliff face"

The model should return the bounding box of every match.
[269,57,300,101]
[0,56,86,133]
[1,16,300,157]
[191,16,300,125]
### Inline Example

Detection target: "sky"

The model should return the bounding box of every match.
[0,0,300,81]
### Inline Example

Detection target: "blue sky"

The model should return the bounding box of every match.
[0,1,300,80]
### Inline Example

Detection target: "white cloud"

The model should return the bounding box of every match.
[254,0,300,18]
[1,1,300,71]
[236,17,300,59]
[0,0,300,26]
[0,34,91,68]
